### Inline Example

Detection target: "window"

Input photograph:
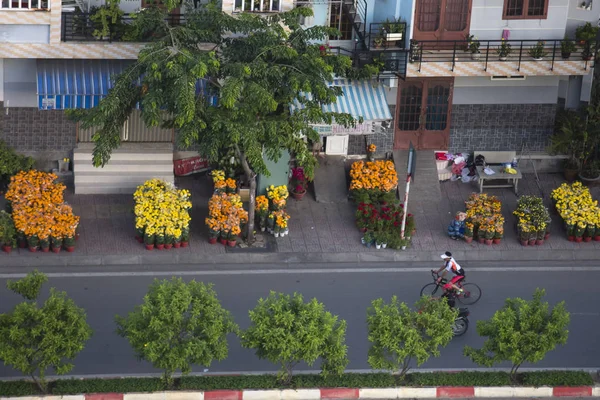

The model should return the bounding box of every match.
[503,0,548,19]
[0,0,46,9]
[329,3,353,40]
[425,84,450,130]
[234,0,280,12]
[398,85,422,131]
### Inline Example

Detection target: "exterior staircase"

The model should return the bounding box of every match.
[61,0,86,12]
[73,143,174,194]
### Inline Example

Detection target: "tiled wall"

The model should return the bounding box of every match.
[449,104,557,153]
[348,106,395,155]
[0,102,76,153]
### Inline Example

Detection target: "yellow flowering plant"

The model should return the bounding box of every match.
[349,160,398,203]
[513,195,550,241]
[551,182,599,240]
[464,193,503,240]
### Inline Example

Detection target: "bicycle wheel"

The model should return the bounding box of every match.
[420,283,441,297]
[457,283,482,305]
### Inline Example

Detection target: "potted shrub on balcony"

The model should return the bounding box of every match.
[496,39,512,61]
[561,37,576,59]
[382,18,404,43]
[373,35,384,49]
[575,22,598,60]
[90,0,125,41]
[465,34,481,60]
[529,41,547,60]
[579,161,600,187]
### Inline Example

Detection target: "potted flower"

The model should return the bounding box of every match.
[181,227,190,247]
[366,143,376,161]
[595,222,600,241]
[566,221,575,241]
[496,39,512,61]
[256,195,269,231]
[561,37,576,59]
[0,211,15,253]
[50,235,63,253]
[382,18,405,43]
[40,236,50,253]
[409,40,421,63]
[477,224,486,244]
[373,35,384,49]
[290,167,307,201]
[465,34,481,60]
[529,41,547,60]
[164,234,174,250]
[535,229,546,245]
[584,224,595,242]
[143,231,155,250]
[174,233,182,248]
[135,227,144,243]
[574,222,586,242]
[484,227,494,245]
[375,231,384,250]
[64,236,76,252]
[579,160,600,187]
[155,231,165,250]
[363,231,374,248]
[493,227,503,244]
[229,225,240,246]
[575,22,598,60]
[464,221,474,243]
[27,235,40,252]
[519,226,530,246]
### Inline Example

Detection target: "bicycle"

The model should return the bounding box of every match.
[420,271,482,305]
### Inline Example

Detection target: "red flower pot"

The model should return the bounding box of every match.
[568,236,575,242]
[174,242,181,248]
[595,235,600,241]
[477,237,485,244]
[544,233,551,240]
[575,236,583,243]
[493,238,501,244]
[485,239,493,245]
[135,236,143,244]
[165,244,173,249]
[29,246,38,252]
[228,240,237,247]
[181,241,189,248]
[584,236,592,242]
[41,246,50,253]
[536,239,544,245]
[156,244,165,250]
[292,191,306,200]
[65,246,75,253]
[18,240,26,249]
[2,245,11,254]
[208,237,218,244]
[528,239,536,246]
[464,236,473,243]
[52,246,61,253]
[359,227,367,233]
[145,244,154,251]
[520,240,528,246]
[220,238,227,245]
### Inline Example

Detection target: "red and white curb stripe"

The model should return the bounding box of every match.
[8,386,600,399]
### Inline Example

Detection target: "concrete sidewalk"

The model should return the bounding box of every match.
[0,172,599,268]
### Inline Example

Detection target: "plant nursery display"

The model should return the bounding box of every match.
[134,178,192,250]
[463,193,505,245]
[264,185,290,237]
[5,170,80,253]
[513,195,551,246]
[349,160,398,204]
[551,181,600,242]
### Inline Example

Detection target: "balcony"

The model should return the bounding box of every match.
[408,39,596,77]
[0,0,49,9]
[330,46,407,79]
[368,21,407,51]
[61,12,185,42]
[231,0,281,13]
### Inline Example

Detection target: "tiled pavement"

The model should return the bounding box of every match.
[1,172,599,261]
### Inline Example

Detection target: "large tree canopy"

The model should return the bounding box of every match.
[70,2,378,241]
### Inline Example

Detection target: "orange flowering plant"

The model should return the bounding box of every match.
[464,193,503,240]
[206,190,248,240]
[349,160,398,204]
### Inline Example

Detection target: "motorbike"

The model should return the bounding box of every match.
[452,307,470,336]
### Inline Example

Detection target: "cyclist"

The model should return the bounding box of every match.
[432,251,465,295]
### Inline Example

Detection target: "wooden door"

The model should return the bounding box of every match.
[394,79,453,150]
[413,0,472,42]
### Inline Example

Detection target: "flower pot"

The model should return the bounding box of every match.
[568,235,575,242]
[228,240,237,247]
[485,239,493,245]
[52,246,61,253]
[536,239,544,245]
[528,239,536,246]
[41,246,50,253]
[274,232,280,238]
[401,245,407,250]
[477,237,485,244]
[165,243,173,249]
[18,239,26,249]
[594,235,600,241]
[367,152,375,162]
[261,227,266,232]
[365,242,372,248]
[292,190,306,200]
[382,243,387,249]
[174,242,181,248]
[135,235,143,243]
[181,241,189,247]
[578,172,600,188]
[220,238,228,245]
[145,244,154,251]
[65,246,75,253]
[375,243,382,249]
[544,233,551,240]
[208,237,218,244]
[520,239,528,246]
[564,168,578,182]
[464,236,473,243]
[575,236,583,243]
[2,245,11,254]
[360,227,367,233]
[471,52,481,60]
[532,57,543,61]
[361,237,366,244]
[584,236,592,242]
[493,238,502,244]
[29,246,38,252]
[499,56,507,61]
[156,244,165,250]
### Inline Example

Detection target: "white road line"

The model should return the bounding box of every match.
[0,266,600,279]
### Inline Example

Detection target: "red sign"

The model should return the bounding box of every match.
[174,156,209,176]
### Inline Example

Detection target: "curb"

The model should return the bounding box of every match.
[8,386,600,400]
[1,247,600,268]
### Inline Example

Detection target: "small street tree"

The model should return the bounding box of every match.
[367,296,457,378]
[0,271,93,393]
[241,291,348,383]
[115,278,238,386]
[464,288,570,381]
[69,4,377,244]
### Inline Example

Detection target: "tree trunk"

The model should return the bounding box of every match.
[30,372,46,394]
[234,144,256,244]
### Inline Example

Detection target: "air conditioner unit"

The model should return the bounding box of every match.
[490,75,526,81]
[388,77,398,88]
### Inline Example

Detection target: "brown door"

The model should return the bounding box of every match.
[413,0,472,42]
[394,78,453,150]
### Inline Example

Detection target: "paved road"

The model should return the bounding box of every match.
[0,262,598,378]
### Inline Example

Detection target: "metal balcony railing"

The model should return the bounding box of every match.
[61,12,185,42]
[410,39,597,72]
[368,21,407,51]
[330,46,407,78]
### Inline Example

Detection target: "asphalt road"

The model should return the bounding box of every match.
[0,262,598,378]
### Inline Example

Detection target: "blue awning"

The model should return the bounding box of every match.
[37,60,135,110]
[290,79,392,121]
[37,59,218,110]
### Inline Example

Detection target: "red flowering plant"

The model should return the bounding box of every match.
[290,167,307,195]
[319,45,331,56]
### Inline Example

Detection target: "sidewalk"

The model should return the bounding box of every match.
[1,172,599,267]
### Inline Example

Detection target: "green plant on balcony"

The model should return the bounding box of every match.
[381,18,405,43]
[560,37,576,59]
[90,0,125,40]
[528,41,547,60]
[496,39,511,60]
[465,34,481,60]
[373,35,384,48]
[575,22,598,60]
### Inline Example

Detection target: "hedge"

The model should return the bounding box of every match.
[0,371,595,397]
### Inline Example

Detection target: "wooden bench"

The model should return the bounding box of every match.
[474,151,522,195]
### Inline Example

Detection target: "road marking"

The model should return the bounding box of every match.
[572,312,600,316]
[0,266,599,279]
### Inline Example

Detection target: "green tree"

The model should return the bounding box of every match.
[0,271,93,393]
[115,278,238,387]
[464,288,570,381]
[241,291,348,383]
[367,296,457,378]
[68,3,377,243]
